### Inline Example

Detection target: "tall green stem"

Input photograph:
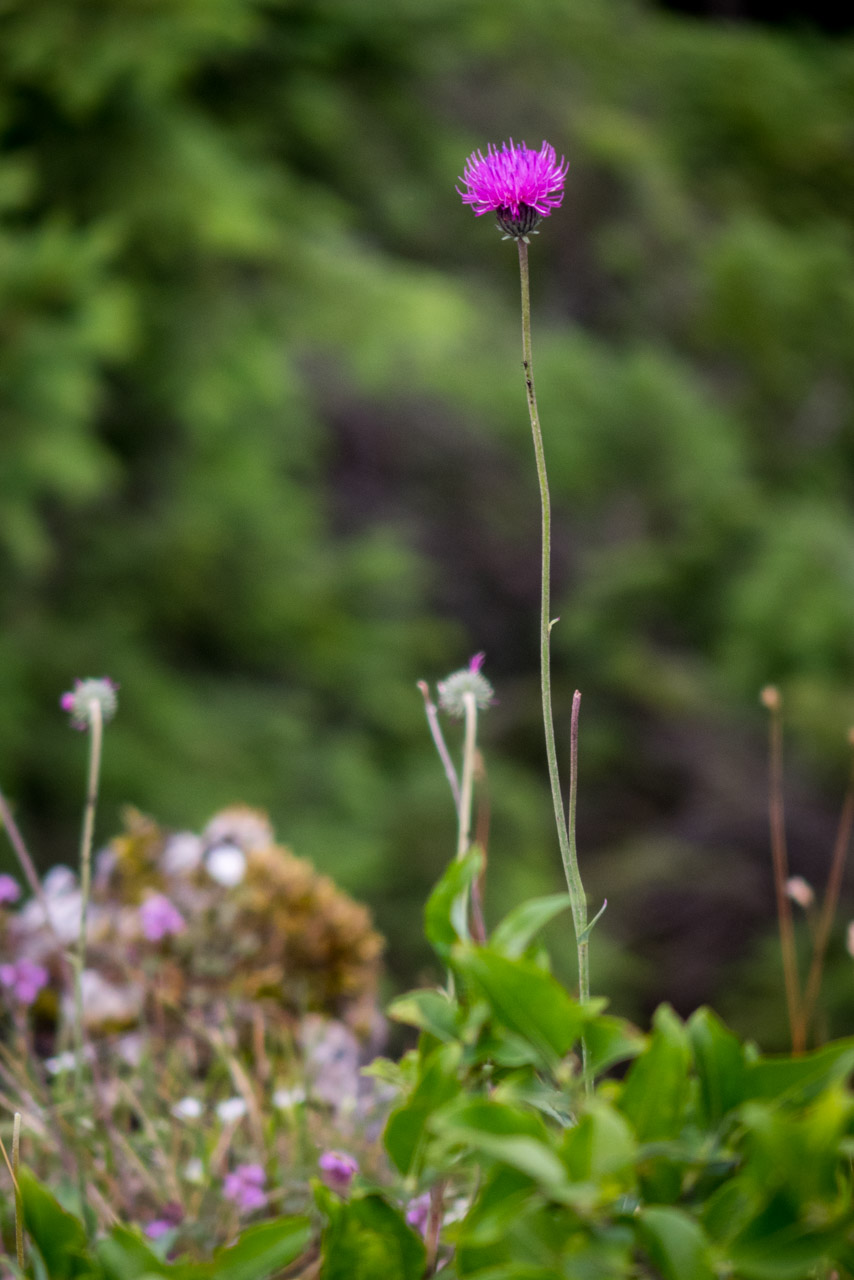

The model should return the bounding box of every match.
[72,697,103,1209]
[517,239,590,1025]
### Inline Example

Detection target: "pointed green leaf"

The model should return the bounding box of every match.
[743,1037,854,1106]
[688,1006,747,1125]
[454,946,588,1068]
[636,1206,715,1280]
[18,1169,93,1279]
[491,894,573,958]
[618,1005,690,1141]
[384,1042,462,1175]
[208,1216,312,1280]
[585,1014,645,1077]
[424,849,483,961]
[319,1192,425,1280]
[387,989,459,1042]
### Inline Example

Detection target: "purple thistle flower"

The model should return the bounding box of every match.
[318,1150,358,1196]
[139,893,186,942]
[0,875,21,905]
[60,677,119,731]
[458,139,568,240]
[0,958,49,1005]
[223,1164,267,1213]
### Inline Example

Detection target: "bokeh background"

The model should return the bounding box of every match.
[2,0,854,1047]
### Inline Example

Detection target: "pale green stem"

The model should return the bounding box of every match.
[517,239,591,1075]
[455,691,479,941]
[72,697,103,1213]
[456,691,478,861]
[417,680,461,815]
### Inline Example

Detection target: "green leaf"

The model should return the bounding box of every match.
[424,849,484,961]
[319,1192,425,1280]
[432,1099,569,1194]
[618,1005,691,1141]
[384,1041,462,1176]
[562,1099,637,1182]
[688,1007,747,1125]
[449,1132,569,1192]
[490,894,573,958]
[454,946,588,1068]
[584,1014,645,1077]
[387,988,459,1042]
[208,1216,312,1280]
[636,1206,715,1280]
[97,1227,180,1279]
[726,1204,841,1280]
[742,1037,854,1106]
[19,1170,93,1279]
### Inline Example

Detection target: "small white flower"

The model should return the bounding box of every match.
[172,1096,203,1121]
[43,866,77,897]
[216,1096,248,1124]
[61,970,143,1029]
[272,1085,306,1110]
[205,843,246,888]
[44,1050,77,1076]
[183,1157,205,1184]
[116,1033,144,1066]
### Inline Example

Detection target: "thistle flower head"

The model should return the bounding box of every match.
[60,677,119,731]
[437,655,495,718]
[458,139,568,240]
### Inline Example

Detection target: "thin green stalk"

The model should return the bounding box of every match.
[763,689,804,1053]
[456,690,478,862]
[417,680,461,815]
[455,691,479,943]
[801,747,854,1044]
[72,697,103,1219]
[13,1111,23,1270]
[517,239,591,1056]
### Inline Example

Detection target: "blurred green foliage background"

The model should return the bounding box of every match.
[2,0,854,1044]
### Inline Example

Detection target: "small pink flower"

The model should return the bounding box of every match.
[468,652,486,673]
[458,139,568,239]
[785,876,814,910]
[406,1192,431,1237]
[0,959,49,1005]
[144,1203,183,1238]
[144,1219,173,1240]
[319,1150,358,1196]
[223,1164,267,1213]
[139,893,186,942]
[0,875,21,906]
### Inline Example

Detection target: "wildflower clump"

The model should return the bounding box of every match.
[97,805,383,1033]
